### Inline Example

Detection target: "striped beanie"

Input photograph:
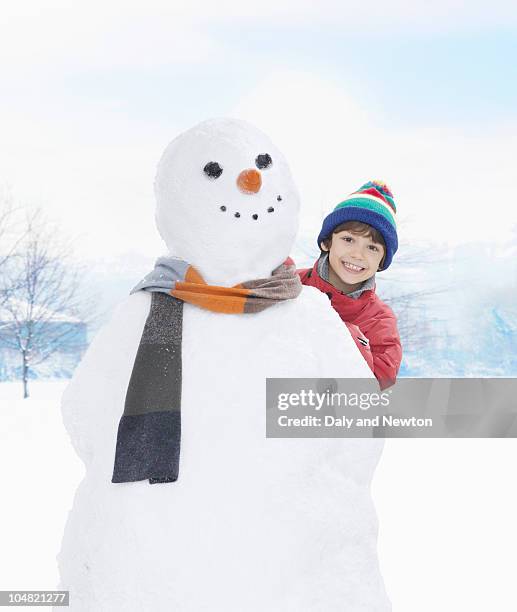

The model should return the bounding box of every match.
[317,180,398,271]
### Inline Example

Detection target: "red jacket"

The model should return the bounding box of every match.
[298,260,402,390]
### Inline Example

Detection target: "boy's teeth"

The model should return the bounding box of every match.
[343,262,364,271]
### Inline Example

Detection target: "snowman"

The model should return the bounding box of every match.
[57,118,390,611]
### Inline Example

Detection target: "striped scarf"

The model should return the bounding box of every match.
[112,256,301,484]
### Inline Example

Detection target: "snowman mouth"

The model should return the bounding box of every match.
[217,195,282,220]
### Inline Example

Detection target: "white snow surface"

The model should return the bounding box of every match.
[57,289,387,612]
[0,381,83,609]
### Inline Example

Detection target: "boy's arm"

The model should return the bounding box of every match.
[363,313,402,390]
[345,322,375,375]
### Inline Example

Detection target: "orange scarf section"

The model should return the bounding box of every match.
[170,258,301,314]
[171,282,250,314]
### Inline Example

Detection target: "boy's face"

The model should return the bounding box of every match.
[321,229,385,290]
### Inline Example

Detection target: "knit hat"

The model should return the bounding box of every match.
[317,180,398,271]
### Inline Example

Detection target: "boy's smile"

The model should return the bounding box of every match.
[321,229,385,294]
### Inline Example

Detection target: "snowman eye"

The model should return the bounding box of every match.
[255,153,272,170]
[204,162,223,179]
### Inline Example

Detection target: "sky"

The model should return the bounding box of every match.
[1,0,517,259]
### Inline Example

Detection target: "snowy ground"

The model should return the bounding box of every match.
[1,381,517,611]
[375,438,517,611]
[0,381,84,610]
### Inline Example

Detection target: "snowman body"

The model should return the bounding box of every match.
[57,119,390,611]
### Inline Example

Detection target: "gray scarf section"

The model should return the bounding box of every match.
[318,254,375,299]
[112,292,183,485]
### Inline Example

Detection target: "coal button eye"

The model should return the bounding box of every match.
[255,153,272,169]
[204,162,223,179]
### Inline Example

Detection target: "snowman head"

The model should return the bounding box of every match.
[154,118,300,286]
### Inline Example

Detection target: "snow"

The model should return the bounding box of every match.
[3,382,517,612]
[0,381,84,610]
[374,438,517,612]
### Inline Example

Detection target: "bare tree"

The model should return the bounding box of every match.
[0,189,19,284]
[0,189,20,351]
[0,187,32,307]
[0,210,91,397]
[0,202,13,273]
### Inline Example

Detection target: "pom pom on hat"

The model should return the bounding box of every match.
[317,180,398,271]
[360,180,395,201]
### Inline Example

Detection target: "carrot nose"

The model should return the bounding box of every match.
[237,168,262,194]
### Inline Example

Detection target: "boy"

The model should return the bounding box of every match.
[298,180,402,389]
